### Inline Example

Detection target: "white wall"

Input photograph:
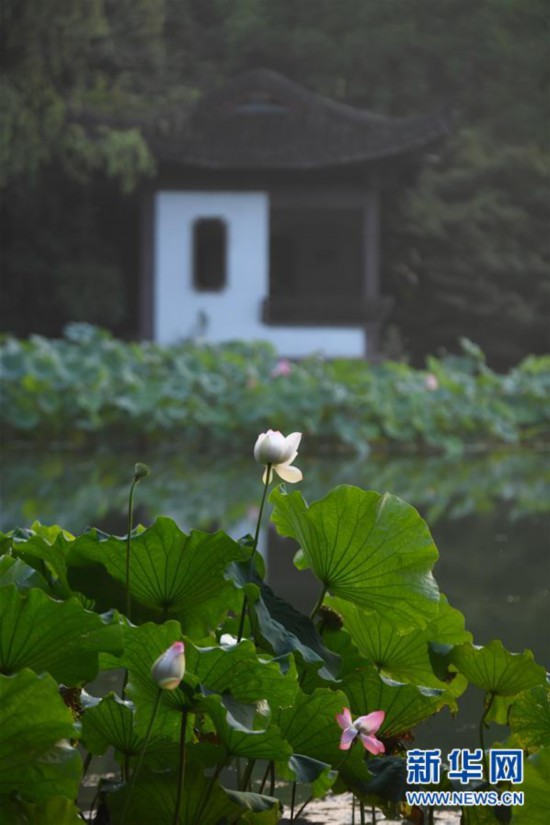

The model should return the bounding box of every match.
[154,191,366,357]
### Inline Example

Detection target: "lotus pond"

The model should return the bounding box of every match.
[0,444,548,824]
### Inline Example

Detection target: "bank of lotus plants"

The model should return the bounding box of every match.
[0,432,548,824]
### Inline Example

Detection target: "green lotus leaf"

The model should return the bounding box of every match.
[186,639,298,706]
[509,685,550,749]
[12,523,75,598]
[341,664,449,737]
[0,584,123,684]
[271,486,439,632]
[276,754,337,799]
[449,640,546,696]
[0,796,82,825]
[0,555,49,591]
[0,669,81,802]
[253,581,341,680]
[511,748,550,824]
[199,693,292,761]
[68,518,248,635]
[80,692,175,765]
[108,761,243,825]
[327,594,469,698]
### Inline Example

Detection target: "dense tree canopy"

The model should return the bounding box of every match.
[2,0,548,365]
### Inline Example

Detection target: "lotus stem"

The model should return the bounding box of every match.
[121,688,161,825]
[171,709,188,825]
[237,464,271,642]
[310,585,327,620]
[240,758,256,791]
[125,476,138,622]
[290,780,297,821]
[479,691,496,781]
[258,760,272,794]
[82,751,93,778]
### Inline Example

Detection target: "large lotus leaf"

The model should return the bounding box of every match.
[449,640,546,696]
[270,486,439,632]
[108,761,243,825]
[342,665,449,737]
[511,748,550,825]
[0,670,81,802]
[0,796,82,825]
[327,595,469,698]
[80,692,176,765]
[12,523,75,598]
[199,693,292,761]
[276,754,337,799]
[68,518,247,634]
[509,685,550,749]
[0,584,123,684]
[185,639,298,706]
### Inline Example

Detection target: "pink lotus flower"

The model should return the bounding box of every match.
[336,707,385,754]
[151,642,185,690]
[270,359,292,378]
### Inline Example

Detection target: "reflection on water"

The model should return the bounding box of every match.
[2,446,549,751]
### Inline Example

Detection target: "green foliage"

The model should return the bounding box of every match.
[1,327,549,453]
[0,670,82,803]
[388,130,550,366]
[0,451,546,821]
[272,486,439,631]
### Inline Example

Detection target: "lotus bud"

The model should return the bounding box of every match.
[134,462,151,481]
[151,641,185,690]
[254,430,289,464]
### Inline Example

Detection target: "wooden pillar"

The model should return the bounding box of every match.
[362,187,381,358]
[139,187,154,339]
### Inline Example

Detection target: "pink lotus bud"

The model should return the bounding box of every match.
[151,641,185,690]
[425,373,439,391]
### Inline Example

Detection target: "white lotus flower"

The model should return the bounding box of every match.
[253,430,303,484]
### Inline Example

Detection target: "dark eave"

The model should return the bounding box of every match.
[149,69,450,171]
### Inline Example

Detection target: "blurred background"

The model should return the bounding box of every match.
[2,0,549,366]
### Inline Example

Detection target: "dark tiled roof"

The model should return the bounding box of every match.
[150,69,450,170]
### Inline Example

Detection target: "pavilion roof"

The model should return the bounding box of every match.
[149,69,450,171]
